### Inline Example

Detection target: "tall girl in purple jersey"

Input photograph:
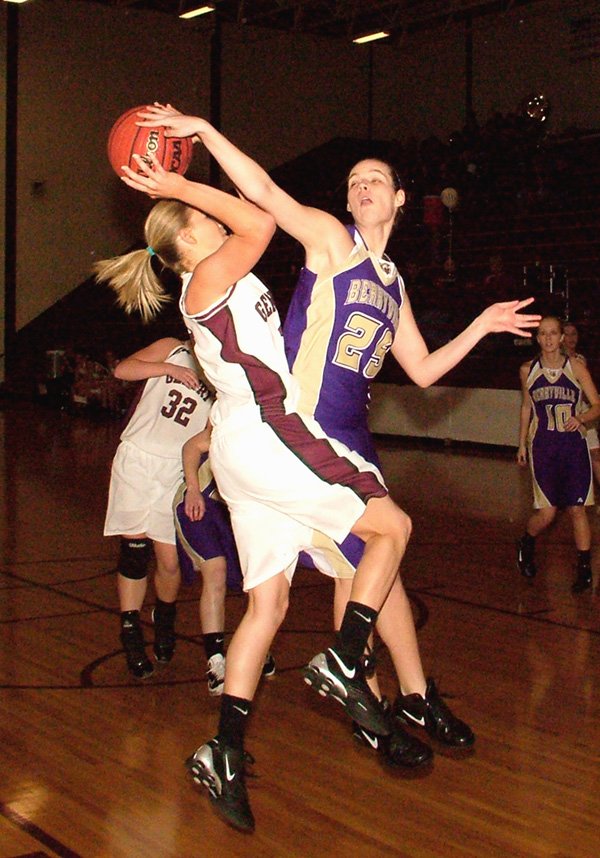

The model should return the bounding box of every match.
[517,315,600,593]
[136,104,540,768]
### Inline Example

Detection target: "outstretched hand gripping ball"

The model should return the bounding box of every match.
[107,105,193,176]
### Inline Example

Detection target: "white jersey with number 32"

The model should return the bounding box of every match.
[119,344,213,459]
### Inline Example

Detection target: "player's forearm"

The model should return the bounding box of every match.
[182,441,203,491]
[114,359,174,382]
[174,176,275,242]
[197,124,276,209]
[518,407,531,447]
[578,401,600,425]
[406,317,486,388]
[182,427,212,489]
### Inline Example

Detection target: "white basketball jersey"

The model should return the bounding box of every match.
[179,272,301,427]
[120,343,213,458]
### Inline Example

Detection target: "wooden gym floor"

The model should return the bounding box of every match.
[0,400,598,858]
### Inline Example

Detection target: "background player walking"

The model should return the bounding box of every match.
[517,315,600,592]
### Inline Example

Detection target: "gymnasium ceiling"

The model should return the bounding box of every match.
[82,1,545,40]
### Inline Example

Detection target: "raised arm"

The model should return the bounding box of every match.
[120,154,276,313]
[391,293,540,389]
[135,104,352,271]
[114,337,200,389]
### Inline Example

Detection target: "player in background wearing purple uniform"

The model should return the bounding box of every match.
[517,316,600,593]
[136,104,540,768]
[95,337,212,678]
[99,152,433,834]
[174,427,239,695]
[173,430,276,695]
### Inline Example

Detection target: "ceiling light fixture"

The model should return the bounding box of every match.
[179,3,216,20]
[352,30,390,45]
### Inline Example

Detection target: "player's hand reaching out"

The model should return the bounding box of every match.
[477,298,541,337]
[136,103,207,141]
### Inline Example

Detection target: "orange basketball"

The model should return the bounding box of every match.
[107,105,193,177]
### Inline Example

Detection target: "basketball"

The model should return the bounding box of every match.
[107,105,193,177]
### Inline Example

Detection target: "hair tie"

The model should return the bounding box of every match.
[146,246,156,257]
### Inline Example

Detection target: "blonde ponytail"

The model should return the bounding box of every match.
[93,199,192,322]
[93,248,167,321]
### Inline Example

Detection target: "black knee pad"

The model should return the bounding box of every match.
[119,537,152,580]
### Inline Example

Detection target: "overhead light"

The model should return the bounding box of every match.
[353,31,390,45]
[3,1,31,5]
[179,3,216,19]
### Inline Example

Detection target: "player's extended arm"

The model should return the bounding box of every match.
[114,338,199,389]
[391,292,541,389]
[135,104,351,271]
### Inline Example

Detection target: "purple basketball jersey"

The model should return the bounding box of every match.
[527,357,593,508]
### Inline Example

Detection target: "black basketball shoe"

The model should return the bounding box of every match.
[394,678,475,748]
[303,647,390,735]
[152,601,176,663]
[186,738,255,833]
[262,652,276,678]
[517,535,537,578]
[353,698,433,768]
[571,558,593,593]
[120,611,153,679]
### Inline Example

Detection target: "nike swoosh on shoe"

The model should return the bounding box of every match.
[402,711,426,727]
[360,730,379,750]
[328,649,356,679]
[225,755,236,782]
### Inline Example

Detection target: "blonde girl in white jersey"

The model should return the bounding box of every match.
[134,104,541,769]
[98,150,430,833]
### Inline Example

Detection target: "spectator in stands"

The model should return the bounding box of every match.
[413,259,474,348]
[483,254,517,302]
[71,352,104,408]
[70,350,131,414]
[401,259,432,306]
